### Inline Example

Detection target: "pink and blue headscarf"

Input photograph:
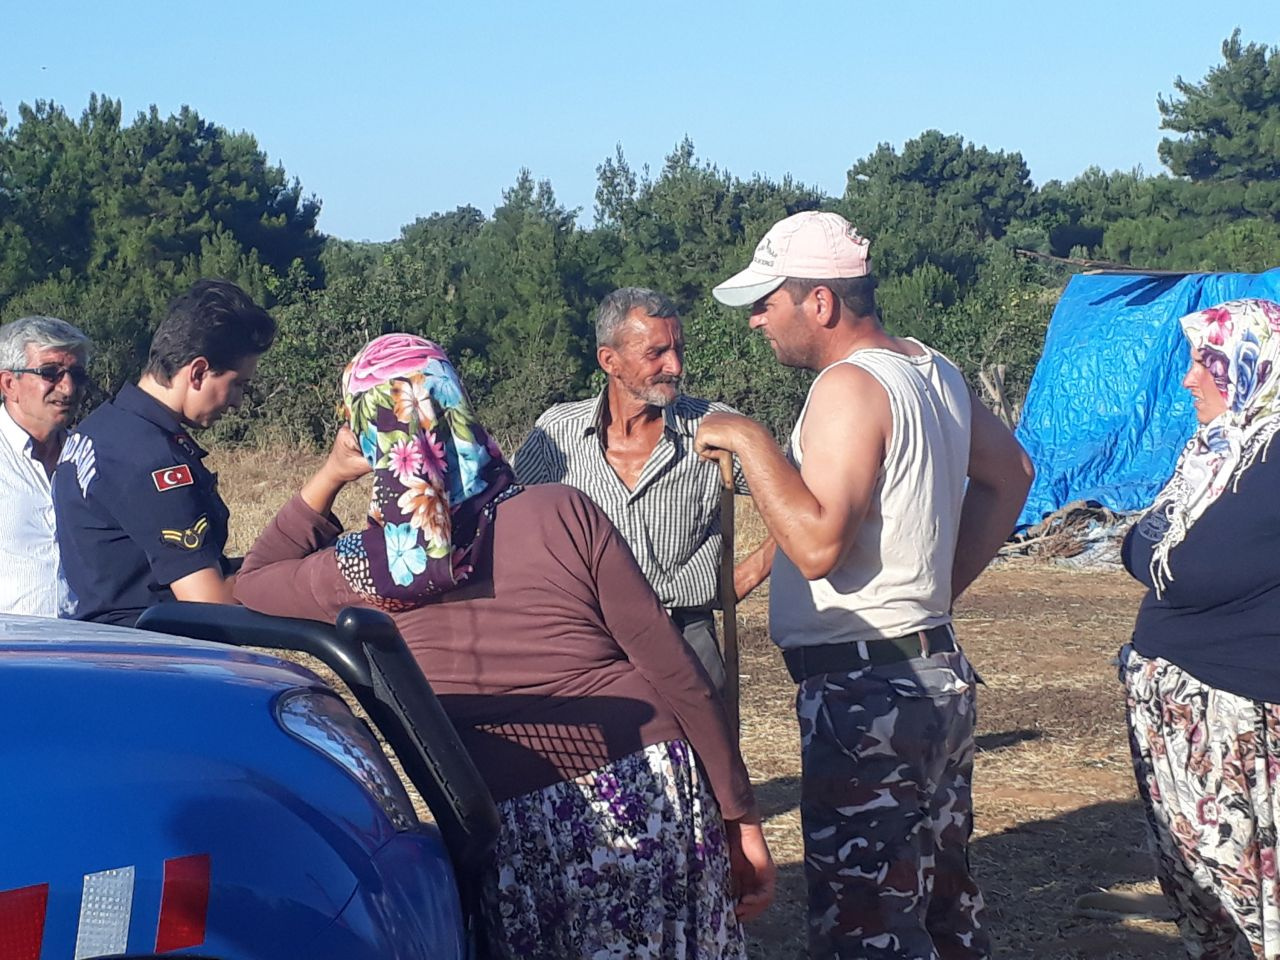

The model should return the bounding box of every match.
[335,334,517,609]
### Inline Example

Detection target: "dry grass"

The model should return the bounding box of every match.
[210,446,367,553]
[210,446,1184,959]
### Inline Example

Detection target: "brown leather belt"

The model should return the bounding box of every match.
[783,625,956,682]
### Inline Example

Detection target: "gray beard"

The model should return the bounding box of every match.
[635,382,680,407]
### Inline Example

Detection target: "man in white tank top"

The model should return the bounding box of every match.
[696,212,1033,959]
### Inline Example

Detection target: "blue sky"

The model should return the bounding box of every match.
[5,2,1279,242]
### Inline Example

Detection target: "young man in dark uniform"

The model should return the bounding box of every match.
[54,280,276,625]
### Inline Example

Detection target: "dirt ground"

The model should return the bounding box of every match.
[734,563,1181,960]
[214,450,1183,959]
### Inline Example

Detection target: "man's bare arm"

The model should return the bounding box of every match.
[951,396,1035,600]
[733,535,775,600]
[696,366,889,581]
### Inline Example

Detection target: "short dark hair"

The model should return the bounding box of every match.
[145,279,276,384]
[782,276,879,319]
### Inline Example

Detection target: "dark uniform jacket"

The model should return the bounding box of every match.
[53,383,230,625]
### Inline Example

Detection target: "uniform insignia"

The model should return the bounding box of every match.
[160,515,209,551]
[173,433,200,459]
[152,465,194,491]
[61,433,98,497]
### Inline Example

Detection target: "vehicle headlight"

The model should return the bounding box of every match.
[275,689,417,831]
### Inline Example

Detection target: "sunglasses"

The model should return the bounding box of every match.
[9,364,90,386]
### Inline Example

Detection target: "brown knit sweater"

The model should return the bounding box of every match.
[234,483,755,818]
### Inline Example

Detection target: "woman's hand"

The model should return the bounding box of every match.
[301,426,372,516]
[322,425,373,485]
[726,814,776,922]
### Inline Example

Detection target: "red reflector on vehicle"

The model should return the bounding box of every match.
[154,854,210,952]
[0,883,48,960]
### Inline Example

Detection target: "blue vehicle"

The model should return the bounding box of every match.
[0,605,498,960]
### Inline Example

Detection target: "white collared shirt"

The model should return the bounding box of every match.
[0,405,73,617]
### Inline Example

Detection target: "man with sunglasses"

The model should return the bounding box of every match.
[54,280,275,626]
[0,316,91,617]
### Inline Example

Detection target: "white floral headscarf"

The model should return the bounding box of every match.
[1146,299,1280,595]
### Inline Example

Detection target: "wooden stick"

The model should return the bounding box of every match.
[992,364,1015,427]
[714,451,740,737]
[1012,247,1186,275]
[978,366,1016,429]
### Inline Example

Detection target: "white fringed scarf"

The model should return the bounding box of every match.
[1147,299,1280,597]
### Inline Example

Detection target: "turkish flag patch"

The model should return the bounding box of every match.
[152,465,195,491]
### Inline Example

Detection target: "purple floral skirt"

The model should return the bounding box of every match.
[480,739,746,960]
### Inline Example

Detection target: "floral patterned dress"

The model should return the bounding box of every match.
[1123,646,1280,959]
[481,739,745,960]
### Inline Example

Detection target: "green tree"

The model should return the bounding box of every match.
[457,172,596,438]
[0,98,101,294]
[397,204,486,351]
[595,139,822,308]
[843,130,1034,285]
[254,252,466,444]
[1158,30,1280,184]
[0,94,325,405]
[318,237,386,284]
[595,139,739,306]
[1029,167,1156,258]
[1194,219,1280,273]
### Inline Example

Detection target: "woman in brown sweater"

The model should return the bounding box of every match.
[234,334,774,959]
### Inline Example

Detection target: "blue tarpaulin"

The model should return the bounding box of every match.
[1014,269,1280,529]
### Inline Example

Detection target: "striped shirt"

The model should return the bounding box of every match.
[0,405,73,617]
[513,391,747,609]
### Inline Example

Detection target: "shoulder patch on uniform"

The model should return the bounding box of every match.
[160,515,209,551]
[152,465,194,491]
[59,433,98,497]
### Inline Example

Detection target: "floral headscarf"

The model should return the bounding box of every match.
[334,334,517,610]
[1144,299,1280,594]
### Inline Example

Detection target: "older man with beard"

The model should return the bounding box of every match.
[0,316,91,616]
[515,287,752,694]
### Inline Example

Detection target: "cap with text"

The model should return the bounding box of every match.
[712,211,872,308]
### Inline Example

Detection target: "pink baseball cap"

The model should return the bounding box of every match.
[712,211,872,307]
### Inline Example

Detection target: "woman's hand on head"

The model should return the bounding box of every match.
[726,814,776,922]
[301,426,372,516]
[323,425,373,486]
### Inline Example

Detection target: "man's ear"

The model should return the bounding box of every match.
[811,286,841,328]
[597,345,619,378]
[0,369,15,400]
[187,357,211,389]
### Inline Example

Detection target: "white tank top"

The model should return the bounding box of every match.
[769,341,972,649]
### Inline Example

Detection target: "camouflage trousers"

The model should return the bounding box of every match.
[795,650,989,959]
